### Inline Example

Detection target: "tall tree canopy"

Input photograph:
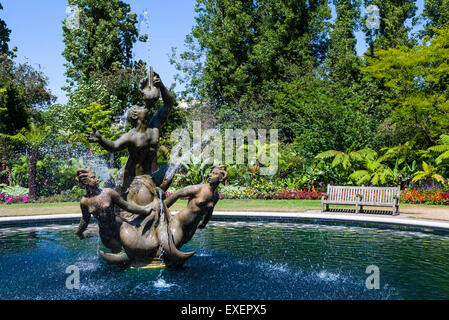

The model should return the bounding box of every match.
[62,0,140,89]
[0,55,55,134]
[362,26,449,148]
[363,0,417,52]
[61,0,147,136]
[421,0,449,37]
[0,2,11,55]
[172,0,331,130]
[325,0,362,85]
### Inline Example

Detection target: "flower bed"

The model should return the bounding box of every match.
[400,189,448,205]
[278,189,323,200]
[0,194,30,204]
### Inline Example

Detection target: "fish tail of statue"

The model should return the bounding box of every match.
[99,250,130,265]
[159,200,195,267]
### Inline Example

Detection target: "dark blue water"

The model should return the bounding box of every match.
[1,221,449,300]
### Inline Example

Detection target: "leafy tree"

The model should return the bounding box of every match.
[362,0,417,53]
[273,75,383,156]
[379,140,418,165]
[0,2,11,55]
[62,0,140,89]
[0,82,29,134]
[420,0,449,37]
[61,0,152,135]
[362,27,449,147]
[0,122,52,199]
[0,54,55,134]
[79,102,122,157]
[326,0,362,85]
[172,0,331,130]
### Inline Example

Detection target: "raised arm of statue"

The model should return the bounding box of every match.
[147,72,174,128]
[165,185,201,208]
[87,127,130,153]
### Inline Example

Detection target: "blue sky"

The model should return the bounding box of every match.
[1,0,424,105]
[1,0,198,104]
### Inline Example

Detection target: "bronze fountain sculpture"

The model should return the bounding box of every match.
[76,69,225,268]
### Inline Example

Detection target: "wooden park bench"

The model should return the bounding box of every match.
[321,185,401,215]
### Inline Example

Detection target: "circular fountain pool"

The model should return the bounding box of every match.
[1,220,448,300]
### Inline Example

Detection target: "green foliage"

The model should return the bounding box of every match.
[172,0,331,129]
[0,121,52,149]
[379,140,418,165]
[215,184,247,199]
[0,3,12,56]
[225,164,252,186]
[174,155,213,186]
[362,27,449,147]
[9,154,84,197]
[326,0,362,85]
[421,0,449,37]
[0,54,55,134]
[412,161,445,185]
[62,0,140,88]
[274,77,381,156]
[0,82,29,134]
[424,134,449,165]
[315,148,376,170]
[9,155,28,186]
[79,102,120,155]
[0,184,28,197]
[349,152,396,186]
[362,0,417,52]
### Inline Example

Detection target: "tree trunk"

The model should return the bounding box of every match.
[28,148,38,200]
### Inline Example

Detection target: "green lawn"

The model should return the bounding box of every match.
[0,199,321,217]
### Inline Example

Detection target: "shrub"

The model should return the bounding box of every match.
[0,184,29,197]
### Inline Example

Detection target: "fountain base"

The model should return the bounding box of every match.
[130,257,166,269]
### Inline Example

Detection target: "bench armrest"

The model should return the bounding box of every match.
[321,193,328,200]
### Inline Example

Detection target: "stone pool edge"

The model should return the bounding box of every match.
[1,211,449,232]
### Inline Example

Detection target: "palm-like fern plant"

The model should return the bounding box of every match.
[424,134,449,165]
[379,140,417,165]
[411,161,445,185]
[349,157,395,186]
[0,122,52,199]
[315,148,377,171]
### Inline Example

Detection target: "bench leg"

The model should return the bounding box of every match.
[393,205,399,216]
[356,203,360,214]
